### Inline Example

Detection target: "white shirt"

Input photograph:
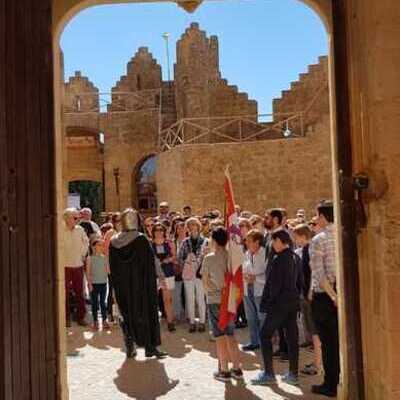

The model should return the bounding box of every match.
[242,246,267,297]
[63,224,89,267]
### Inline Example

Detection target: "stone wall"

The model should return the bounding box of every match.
[346,2,400,399]
[157,113,332,217]
[174,23,220,120]
[174,23,258,143]
[62,72,103,189]
[273,55,329,134]
[64,70,99,113]
[63,22,330,215]
[103,47,165,210]
[66,137,104,183]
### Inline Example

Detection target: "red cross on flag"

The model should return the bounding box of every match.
[218,166,244,330]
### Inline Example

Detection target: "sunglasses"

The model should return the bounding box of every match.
[154,228,164,232]
[146,224,153,228]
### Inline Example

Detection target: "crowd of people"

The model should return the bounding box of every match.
[63,200,339,397]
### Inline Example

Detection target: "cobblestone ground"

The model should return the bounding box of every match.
[67,321,330,400]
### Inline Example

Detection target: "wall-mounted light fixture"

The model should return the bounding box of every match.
[113,167,121,211]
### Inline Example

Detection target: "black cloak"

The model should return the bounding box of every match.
[109,232,161,348]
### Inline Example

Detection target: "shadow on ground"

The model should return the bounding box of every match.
[114,359,179,400]
[67,322,331,400]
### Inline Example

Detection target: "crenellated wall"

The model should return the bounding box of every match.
[104,47,163,210]
[174,23,221,120]
[63,22,330,214]
[62,72,104,189]
[64,70,99,113]
[272,55,329,133]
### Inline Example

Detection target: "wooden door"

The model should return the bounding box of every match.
[332,0,365,398]
[0,1,58,399]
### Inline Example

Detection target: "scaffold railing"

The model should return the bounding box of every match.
[158,111,304,152]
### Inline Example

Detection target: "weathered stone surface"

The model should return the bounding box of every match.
[157,114,332,216]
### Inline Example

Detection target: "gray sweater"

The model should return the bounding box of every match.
[202,248,228,304]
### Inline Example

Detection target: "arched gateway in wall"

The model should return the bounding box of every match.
[135,155,158,215]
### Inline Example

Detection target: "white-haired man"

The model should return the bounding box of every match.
[63,208,89,327]
[158,201,170,220]
[79,207,100,241]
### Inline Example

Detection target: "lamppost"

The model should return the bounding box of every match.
[162,32,171,84]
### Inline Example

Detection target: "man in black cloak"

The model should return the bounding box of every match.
[109,208,168,359]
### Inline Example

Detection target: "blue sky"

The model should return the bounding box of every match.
[60,0,327,114]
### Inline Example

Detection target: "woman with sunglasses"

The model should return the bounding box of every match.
[152,222,176,332]
[144,217,155,240]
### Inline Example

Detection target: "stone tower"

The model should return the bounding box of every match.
[174,22,221,120]
[114,46,161,92]
[110,47,162,113]
[64,70,99,114]
[104,47,164,211]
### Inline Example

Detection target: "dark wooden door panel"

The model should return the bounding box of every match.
[332,0,365,398]
[0,1,58,399]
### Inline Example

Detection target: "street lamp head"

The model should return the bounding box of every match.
[162,32,170,40]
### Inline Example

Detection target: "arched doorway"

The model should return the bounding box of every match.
[55,2,359,400]
[135,155,157,215]
[0,0,383,399]
[68,180,104,221]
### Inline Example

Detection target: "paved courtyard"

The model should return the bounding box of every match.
[67,321,329,400]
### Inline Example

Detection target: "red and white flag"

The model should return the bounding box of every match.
[218,166,244,330]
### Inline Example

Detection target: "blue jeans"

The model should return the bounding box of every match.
[243,286,265,346]
[90,283,107,322]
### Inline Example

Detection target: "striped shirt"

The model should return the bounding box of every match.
[310,224,336,293]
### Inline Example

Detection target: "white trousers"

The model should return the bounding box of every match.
[184,278,206,324]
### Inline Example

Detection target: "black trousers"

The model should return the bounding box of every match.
[279,327,288,353]
[260,305,299,376]
[107,274,114,316]
[312,293,340,391]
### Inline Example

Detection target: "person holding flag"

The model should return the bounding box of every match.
[202,227,243,382]
[203,165,245,381]
[218,165,245,332]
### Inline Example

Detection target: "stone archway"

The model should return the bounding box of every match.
[64,128,104,186]
[68,180,104,220]
[133,154,158,216]
[53,3,361,400]
[2,1,400,400]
